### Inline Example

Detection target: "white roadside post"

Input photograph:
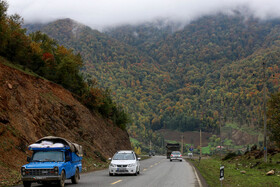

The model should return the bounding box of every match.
[220,165,224,187]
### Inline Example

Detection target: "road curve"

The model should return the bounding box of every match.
[15,156,201,187]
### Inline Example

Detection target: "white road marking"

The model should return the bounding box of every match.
[192,165,202,187]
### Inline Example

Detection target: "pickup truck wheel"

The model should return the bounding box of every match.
[23,181,31,187]
[71,168,79,184]
[58,170,65,187]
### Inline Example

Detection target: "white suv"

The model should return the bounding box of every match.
[109,150,140,176]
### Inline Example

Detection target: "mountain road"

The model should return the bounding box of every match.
[16,156,202,187]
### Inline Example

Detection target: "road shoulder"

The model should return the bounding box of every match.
[185,158,209,187]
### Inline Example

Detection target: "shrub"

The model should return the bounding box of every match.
[222,152,237,160]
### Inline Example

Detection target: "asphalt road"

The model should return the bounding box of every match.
[17,156,201,187]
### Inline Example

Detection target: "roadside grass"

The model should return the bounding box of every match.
[82,156,109,173]
[189,153,280,187]
[139,155,150,160]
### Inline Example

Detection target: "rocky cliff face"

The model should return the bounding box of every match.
[0,62,131,185]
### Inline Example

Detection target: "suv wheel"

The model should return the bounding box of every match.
[23,182,31,187]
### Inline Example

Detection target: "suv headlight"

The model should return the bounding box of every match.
[21,167,26,176]
[110,163,116,167]
[128,163,136,167]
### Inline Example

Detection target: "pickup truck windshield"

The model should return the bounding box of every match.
[113,153,135,160]
[32,151,64,162]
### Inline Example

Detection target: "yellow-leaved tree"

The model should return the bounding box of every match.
[134,147,141,155]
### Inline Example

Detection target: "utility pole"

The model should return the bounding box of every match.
[220,73,223,159]
[199,109,204,161]
[220,116,222,159]
[150,140,152,152]
[181,135,184,154]
[198,111,203,160]
[162,138,164,155]
[263,62,267,163]
[200,128,202,159]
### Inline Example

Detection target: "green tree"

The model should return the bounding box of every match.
[267,92,280,147]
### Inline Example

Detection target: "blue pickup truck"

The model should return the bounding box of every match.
[21,136,83,187]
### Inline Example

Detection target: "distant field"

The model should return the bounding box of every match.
[157,129,212,147]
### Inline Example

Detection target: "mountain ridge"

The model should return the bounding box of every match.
[24,15,280,151]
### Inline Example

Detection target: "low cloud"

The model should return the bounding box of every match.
[6,0,280,30]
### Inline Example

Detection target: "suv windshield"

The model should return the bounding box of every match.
[32,151,64,162]
[113,153,135,160]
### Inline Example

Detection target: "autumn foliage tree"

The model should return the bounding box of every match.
[0,2,129,130]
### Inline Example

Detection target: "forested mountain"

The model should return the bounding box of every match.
[106,15,280,134]
[24,14,280,150]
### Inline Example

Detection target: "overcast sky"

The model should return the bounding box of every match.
[6,0,280,30]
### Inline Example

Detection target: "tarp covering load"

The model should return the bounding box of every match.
[166,143,180,159]
[29,136,83,157]
[166,143,180,149]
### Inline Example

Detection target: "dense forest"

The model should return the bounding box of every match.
[0,1,129,131]
[24,13,280,151]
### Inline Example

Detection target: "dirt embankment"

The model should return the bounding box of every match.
[0,62,131,185]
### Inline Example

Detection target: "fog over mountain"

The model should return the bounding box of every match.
[6,0,280,30]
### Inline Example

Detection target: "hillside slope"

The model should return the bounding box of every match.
[0,61,131,185]
[24,15,280,152]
